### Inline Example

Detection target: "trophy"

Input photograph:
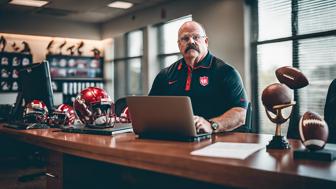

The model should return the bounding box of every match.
[11,42,20,52]
[262,83,295,149]
[0,35,7,52]
[58,40,67,55]
[76,41,84,56]
[46,40,54,55]
[66,45,75,56]
[20,41,31,54]
[262,66,309,149]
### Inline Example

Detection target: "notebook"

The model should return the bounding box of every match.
[126,96,211,142]
[61,123,133,135]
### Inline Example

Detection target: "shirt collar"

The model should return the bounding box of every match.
[181,51,213,70]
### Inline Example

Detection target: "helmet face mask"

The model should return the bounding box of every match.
[74,87,115,128]
[91,103,115,126]
[23,100,48,124]
[50,113,67,125]
[48,104,77,127]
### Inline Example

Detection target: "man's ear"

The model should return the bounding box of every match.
[205,37,209,46]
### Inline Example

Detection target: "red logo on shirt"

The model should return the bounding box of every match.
[199,76,209,86]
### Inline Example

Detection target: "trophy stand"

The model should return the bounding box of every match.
[265,102,296,149]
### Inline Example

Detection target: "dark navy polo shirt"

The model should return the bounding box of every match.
[149,52,247,119]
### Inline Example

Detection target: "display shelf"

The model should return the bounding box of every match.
[0,52,32,92]
[46,55,105,105]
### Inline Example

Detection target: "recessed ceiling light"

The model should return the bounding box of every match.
[9,0,49,7]
[108,1,133,9]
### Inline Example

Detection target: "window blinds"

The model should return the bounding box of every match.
[256,0,336,134]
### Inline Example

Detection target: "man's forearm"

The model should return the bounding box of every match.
[212,107,246,132]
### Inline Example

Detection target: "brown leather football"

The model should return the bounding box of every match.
[275,66,309,89]
[261,83,292,113]
[299,111,329,151]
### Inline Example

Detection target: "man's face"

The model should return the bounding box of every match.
[178,22,208,61]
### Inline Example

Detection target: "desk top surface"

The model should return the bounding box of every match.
[0,125,335,188]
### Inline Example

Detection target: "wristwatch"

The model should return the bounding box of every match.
[208,120,219,131]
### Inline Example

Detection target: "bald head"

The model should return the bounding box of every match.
[177,21,208,67]
[178,21,207,38]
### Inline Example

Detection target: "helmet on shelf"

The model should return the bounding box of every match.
[49,104,77,127]
[73,87,115,128]
[23,100,49,124]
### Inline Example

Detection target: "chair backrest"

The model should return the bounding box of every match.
[114,97,128,117]
[234,102,252,133]
[324,79,336,143]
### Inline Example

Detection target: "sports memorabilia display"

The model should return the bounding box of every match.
[262,66,309,149]
[0,52,32,92]
[275,66,309,89]
[74,87,115,128]
[299,111,329,151]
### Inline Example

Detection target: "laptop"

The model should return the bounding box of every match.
[126,96,211,142]
[61,123,133,135]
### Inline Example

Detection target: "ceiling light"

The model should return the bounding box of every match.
[9,0,49,7]
[108,1,133,9]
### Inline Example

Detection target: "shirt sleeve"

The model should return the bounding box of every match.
[222,67,248,109]
[148,72,166,96]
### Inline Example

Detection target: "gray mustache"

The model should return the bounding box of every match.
[185,43,200,53]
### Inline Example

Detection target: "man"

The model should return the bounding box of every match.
[149,21,248,134]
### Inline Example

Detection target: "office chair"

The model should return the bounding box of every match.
[324,79,336,144]
[115,97,128,117]
[234,102,252,133]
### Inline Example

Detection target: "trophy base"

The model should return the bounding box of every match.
[294,149,336,161]
[266,135,290,149]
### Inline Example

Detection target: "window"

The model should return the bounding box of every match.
[126,30,143,95]
[113,29,143,100]
[157,15,192,69]
[253,0,336,134]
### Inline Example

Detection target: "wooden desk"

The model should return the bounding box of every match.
[0,125,335,189]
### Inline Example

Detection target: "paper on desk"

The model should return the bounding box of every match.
[191,142,265,160]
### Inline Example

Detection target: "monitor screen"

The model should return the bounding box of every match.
[18,60,54,115]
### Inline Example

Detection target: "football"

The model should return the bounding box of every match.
[275,66,309,89]
[261,83,292,113]
[299,111,329,151]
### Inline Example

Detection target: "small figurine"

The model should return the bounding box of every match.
[0,35,7,52]
[21,41,31,54]
[11,42,20,52]
[77,41,84,56]
[58,40,67,55]
[46,40,54,55]
[91,48,101,59]
[66,45,75,56]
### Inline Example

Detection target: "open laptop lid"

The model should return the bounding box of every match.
[126,96,210,141]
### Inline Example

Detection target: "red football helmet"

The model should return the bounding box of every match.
[23,100,49,124]
[73,87,115,128]
[49,104,77,127]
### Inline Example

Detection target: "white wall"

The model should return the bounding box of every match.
[102,0,250,98]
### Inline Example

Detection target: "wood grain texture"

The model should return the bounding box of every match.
[1,125,335,189]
